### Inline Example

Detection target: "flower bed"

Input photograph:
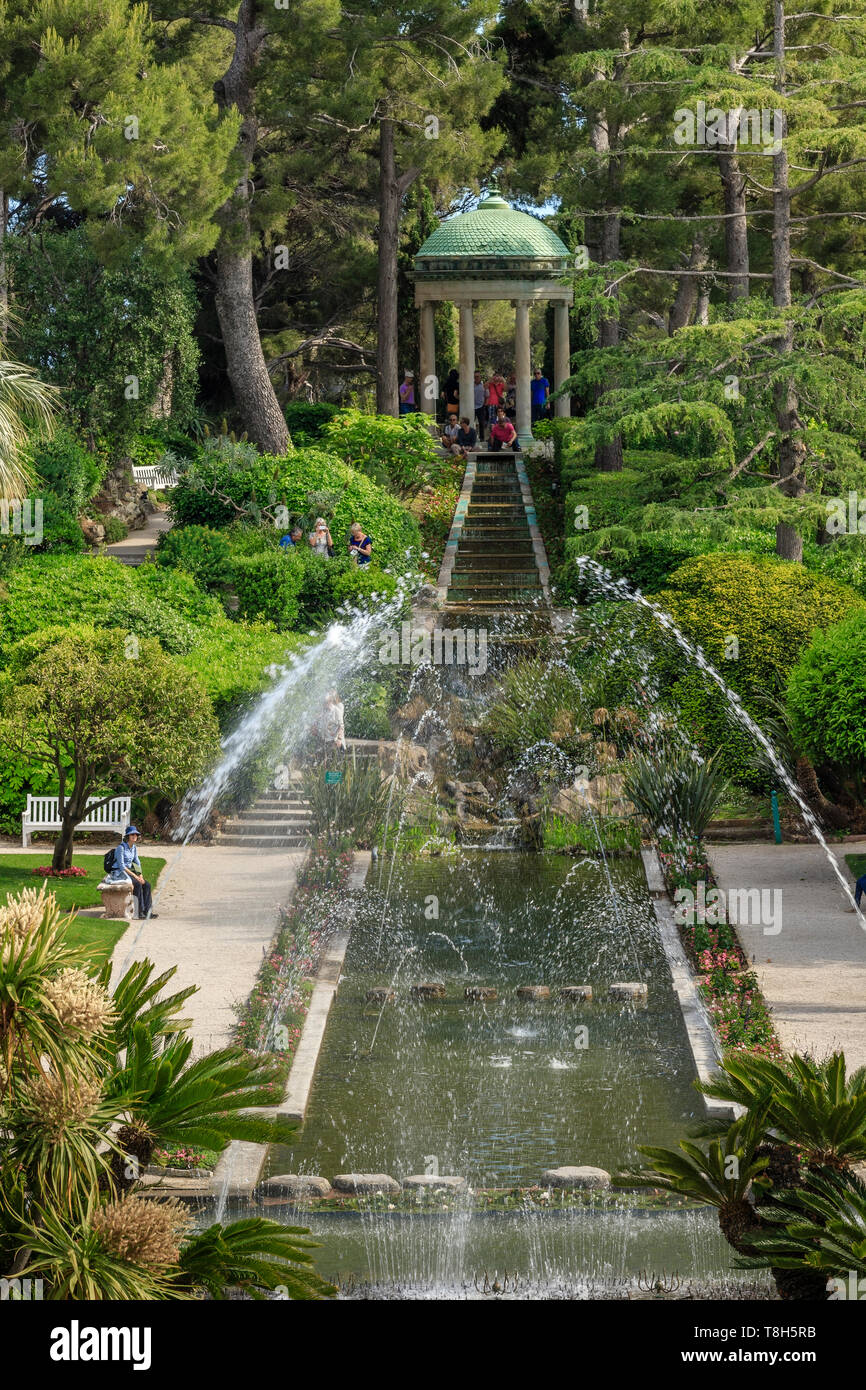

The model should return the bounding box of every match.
[232,843,353,1065]
[659,837,782,1058]
[31,865,88,878]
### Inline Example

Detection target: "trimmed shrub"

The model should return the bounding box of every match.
[0,556,201,659]
[99,516,129,544]
[134,564,225,625]
[787,611,866,785]
[157,524,233,592]
[331,562,399,610]
[36,494,87,554]
[232,550,305,630]
[652,554,865,783]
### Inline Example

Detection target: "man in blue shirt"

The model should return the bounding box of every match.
[111,825,157,918]
[531,368,550,424]
[279,526,303,548]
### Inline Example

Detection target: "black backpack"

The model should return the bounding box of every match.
[103,845,118,874]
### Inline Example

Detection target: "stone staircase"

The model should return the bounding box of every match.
[446,454,545,608]
[217,787,312,849]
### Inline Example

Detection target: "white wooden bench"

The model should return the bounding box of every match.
[132,464,179,490]
[22,795,131,848]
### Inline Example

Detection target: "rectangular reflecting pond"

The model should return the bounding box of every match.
[271,850,701,1186]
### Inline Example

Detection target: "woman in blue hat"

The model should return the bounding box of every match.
[110,825,158,919]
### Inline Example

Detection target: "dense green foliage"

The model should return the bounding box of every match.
[157,525,234,594]
[170,441,421,560]
[787,612,866,789]
[320,410,442,496]
[6,229,201,440]
[651,555,864,782]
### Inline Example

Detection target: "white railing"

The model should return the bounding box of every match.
[132,464,179,490]
[22,795,131,848]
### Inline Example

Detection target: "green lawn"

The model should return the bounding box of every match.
[0,852,167,968]
[845,853,866,883]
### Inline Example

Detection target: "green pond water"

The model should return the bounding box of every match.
[271,852,700,1186]
[257,851,759,1291]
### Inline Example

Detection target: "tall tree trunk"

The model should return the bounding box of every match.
[669,233,708,333]
[587,81,624,472]
[718,149,750,301]
[376,118,418,416]
[52,789,88,870]
[772,1,805,562]
[213,1,289,454]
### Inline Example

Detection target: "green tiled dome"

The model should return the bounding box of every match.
[415,193,569,280]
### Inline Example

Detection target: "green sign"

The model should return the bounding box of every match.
[324,770,343,785]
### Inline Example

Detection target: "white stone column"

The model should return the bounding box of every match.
[458,300,475,425]
[419,300,436,416]
[553,300,571,418]
[514,298,532,446]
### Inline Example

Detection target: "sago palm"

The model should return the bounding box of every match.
[179,1218,335,1300]
[698,1051,866,1173]
[104,1022,297,1188]
[615,1108,770,1253]
[737,1170,866,1290]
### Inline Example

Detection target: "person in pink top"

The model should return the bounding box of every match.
[488,406,517,452]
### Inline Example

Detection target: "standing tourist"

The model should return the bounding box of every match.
[531,367,550,424]
[473,370,486,441]
[399,371,416,414]
[348,522,373,564]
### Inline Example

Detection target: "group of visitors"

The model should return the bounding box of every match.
[401,364,550,455]
[279,520,372,564]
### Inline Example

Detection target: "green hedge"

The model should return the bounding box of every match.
[651,554,865,784]
[232,550,305,630]
[787,611,866,783]
[156,524,234,592]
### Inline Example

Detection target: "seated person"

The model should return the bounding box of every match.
[440,412,460,450]
[449,416,477,458]
[109,825,157,919]
[348,521,373,564]
[489,407,518,451]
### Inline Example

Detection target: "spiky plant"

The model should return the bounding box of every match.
[615,1108,770,1254]
[698,1052,866,1174]
[0,887,334,1300]
[736,1171,866,1297]
[624,744,728,842]
[104,1023,298,1190]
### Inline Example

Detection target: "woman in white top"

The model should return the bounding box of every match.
[309,517,333,556]
[321,690,346,750]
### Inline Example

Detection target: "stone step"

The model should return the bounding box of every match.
[451,571,540,586]
[240,809,312,824]
[222,817,311,833]
[217,833,310,848]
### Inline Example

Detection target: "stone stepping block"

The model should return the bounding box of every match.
[559,985,593,1001]
[516,985,550,1000]
[332,1174,400,1195]
[401,1175,467,1191]
[609,982,648,1002]
[366,988,396,1004]
[259,1174,331,1198]
[465,986,498,1001]
[541,1166,611,1190]
[411,983,447,1000]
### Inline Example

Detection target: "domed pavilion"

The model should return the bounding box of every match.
[413,185,573,446]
